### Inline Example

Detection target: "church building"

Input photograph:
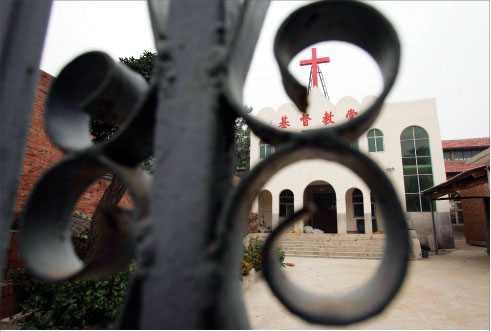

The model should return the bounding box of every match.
[250,55,454,249]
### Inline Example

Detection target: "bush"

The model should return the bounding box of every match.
[10,262,135,329]
[242,236,285,276]
[243,236,264,272]
[241,259,252,276]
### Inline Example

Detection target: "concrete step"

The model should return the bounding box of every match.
[286,252,416,260]
[278,238,386,243]
[279,241,385,246]
[244,233,400,259]
[285,252,384,259]
[247,233,386,239]
[285,248,384,254]
[281,244,385,250]
[283,248,385,254]
[278,235,386,239]
[285,254,384,260]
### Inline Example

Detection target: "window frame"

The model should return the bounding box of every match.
[449,194,464,224]
[259,140,274,159]
[352,189,364,218]
[367,129,384,152]
[400,126,434,212]
[443,150,451,161]
[279,189,294,218]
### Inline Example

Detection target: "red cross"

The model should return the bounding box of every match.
[299,48,330,87]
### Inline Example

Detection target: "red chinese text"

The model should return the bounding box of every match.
[278,115,291,128]
[345,108,358,119]
[300,114,312,127]
[322,111,335,125]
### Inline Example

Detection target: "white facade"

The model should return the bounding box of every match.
[250,88,454,248]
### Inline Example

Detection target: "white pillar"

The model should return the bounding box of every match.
[363,190,373,235]
[294,199,303,233]
[272,191,279,229]
[336,189,347,234]
[252,197,258,213]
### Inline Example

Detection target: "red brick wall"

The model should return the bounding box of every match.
[1,70,133,318]
[14,70,132,219]
[1,231,23,318]
[459,183,490,246]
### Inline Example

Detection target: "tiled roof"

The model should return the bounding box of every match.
[445,161,485,174]
[442,137,489,149]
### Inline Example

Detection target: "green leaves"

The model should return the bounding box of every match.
[235,114,251,170]
[242,236,286,274]
[10,261,135,329]
[119,51,156,83]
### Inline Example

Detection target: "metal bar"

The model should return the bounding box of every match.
[433,196,489,200]
[10,0,410,328]
[140,0,234,328]
[484,198,490,255]
[308,67,312,94]
[0,0,52,287]
[317,65,329,99]
[429,199,439,255]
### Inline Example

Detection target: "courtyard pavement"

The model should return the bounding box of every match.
[244,239,489,330]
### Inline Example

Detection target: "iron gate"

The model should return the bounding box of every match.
[0,0,409,329]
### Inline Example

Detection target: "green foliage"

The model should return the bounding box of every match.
[73,211,91,221]
[234,109,251,170]
[119,51,156,83]
[10,262,135,330]
[140,156,155,174]
[90,51,156,143]
[277,246,286,266]
[242,236,285,276]
[243,236,264,271]
[94,50,250,171]
[241,259,252,276]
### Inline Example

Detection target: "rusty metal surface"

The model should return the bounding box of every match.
[7,0,409,329]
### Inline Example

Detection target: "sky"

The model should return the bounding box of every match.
[40,1,490,140]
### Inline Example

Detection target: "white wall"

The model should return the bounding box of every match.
[249,88,450,239]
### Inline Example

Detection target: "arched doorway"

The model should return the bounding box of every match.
[258,190,272,228]
[303,181,337,233]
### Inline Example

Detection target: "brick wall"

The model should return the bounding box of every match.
[1,70,133,318]
[1,232,23,318]
[459,183,490,246]
[14,70,132,219]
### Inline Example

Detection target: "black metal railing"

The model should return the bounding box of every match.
[1,0,409,329]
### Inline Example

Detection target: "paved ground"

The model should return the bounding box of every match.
[244,240,489,330]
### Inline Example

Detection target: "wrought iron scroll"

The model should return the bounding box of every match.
[12,0,410,329]
[220,1,410,326]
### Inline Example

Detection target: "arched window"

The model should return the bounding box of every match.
[367,129,384,152]
[400,126,434,212]
[279,189,294,217]
[259,140,274,159]
[352,189,364,217]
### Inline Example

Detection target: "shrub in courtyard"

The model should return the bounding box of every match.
[242,236,285,276]
[241,259,252,276]
[10,261,135,329]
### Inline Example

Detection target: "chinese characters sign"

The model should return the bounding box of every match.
[322,111,334,125]
[300,114,312,126]
[277,109,357,129]
[278,115,290,128]
[345,108,358,119]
